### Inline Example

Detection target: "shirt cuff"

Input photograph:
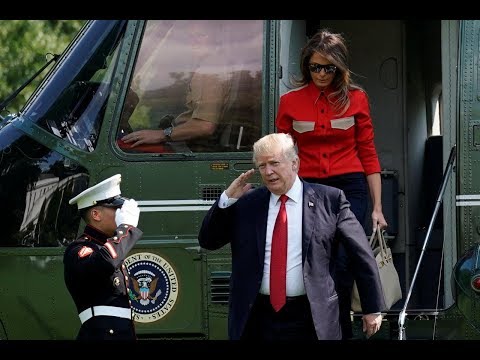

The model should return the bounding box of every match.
[219,191,238,208]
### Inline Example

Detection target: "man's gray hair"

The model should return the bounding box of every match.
[252,133,298,165]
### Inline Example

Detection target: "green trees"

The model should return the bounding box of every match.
[0,20,85,114]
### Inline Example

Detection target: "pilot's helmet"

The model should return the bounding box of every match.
[69,174,128,210]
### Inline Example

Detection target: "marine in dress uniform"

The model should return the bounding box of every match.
[63,174,142,340]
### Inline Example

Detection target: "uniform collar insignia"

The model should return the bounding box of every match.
[83,224,110,244]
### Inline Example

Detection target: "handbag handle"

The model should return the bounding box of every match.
[368,228,377,248]
[369,226,390,266]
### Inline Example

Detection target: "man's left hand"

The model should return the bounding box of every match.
[362,313,382,338]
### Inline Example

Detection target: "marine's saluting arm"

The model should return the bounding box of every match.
[102,199,143,265]
[77,199,143,270]
[101,225,143,268]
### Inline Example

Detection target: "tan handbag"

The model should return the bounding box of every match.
[351,227,402,312]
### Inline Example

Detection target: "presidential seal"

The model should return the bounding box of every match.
[125,252,179,323]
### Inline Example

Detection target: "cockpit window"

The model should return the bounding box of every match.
[21,20,127,152]
[117,20,264,154]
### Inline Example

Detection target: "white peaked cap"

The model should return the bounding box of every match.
[69,174,123,210]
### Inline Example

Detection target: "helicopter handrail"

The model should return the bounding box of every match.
[397,144,457,340]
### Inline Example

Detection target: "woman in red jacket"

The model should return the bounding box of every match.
[276,28,388,339]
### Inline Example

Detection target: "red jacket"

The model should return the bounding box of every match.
[276,82,381,179]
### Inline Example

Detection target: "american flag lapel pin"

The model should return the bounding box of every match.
[308,201,314,208]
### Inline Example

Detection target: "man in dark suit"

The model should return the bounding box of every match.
[198,133,385,340]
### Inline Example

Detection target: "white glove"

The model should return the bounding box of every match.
[115,199,140,227]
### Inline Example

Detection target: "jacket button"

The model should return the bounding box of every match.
[321,125,325,129]
[113,236,118,241]
[118,231,123,235]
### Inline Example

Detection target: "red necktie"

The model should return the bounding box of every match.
[270,194,288,312]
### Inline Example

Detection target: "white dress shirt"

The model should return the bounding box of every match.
[219,176,306,296]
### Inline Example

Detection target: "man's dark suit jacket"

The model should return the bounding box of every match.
[198,179,386,340]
